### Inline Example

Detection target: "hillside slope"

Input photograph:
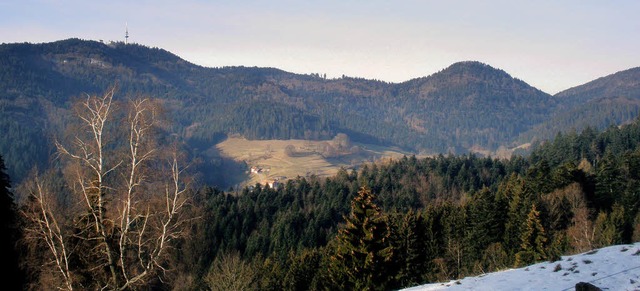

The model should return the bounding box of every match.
[556,67,640,106]
[517,67,640,143]
[395,61,554,151]
[1,39,638,183]
[405,243,640,291]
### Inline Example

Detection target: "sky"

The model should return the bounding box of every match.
[1,1,639,94]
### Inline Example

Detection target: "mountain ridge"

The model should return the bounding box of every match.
[555,66,640,103]
[1,38,639,183]
[515,66,640,143]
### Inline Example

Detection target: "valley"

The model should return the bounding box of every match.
[214,135,416,187]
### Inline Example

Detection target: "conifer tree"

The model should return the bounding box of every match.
[393,209,428,287]
[328,186,394,290]
[515,204,547,266]
[500,174,529,257]
[0,154,23,290]
[283,248,323,290]
[594,204,626,247]
[595,154,621,209]
[467,187,504,263]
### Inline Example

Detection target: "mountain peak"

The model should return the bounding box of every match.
[402,60,544,97]
[440,61,512,80]
[448,60,494,69]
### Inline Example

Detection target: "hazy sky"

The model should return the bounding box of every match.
[1,0,638,94]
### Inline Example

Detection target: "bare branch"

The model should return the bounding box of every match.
[24,88,190,290]
[22,177,74,291]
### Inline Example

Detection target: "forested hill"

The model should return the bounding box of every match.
[556,67,640,105]
[0,38,638,182]
[394,62,554,151]
[518,67,640,143]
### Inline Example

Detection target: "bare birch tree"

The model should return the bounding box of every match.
[22,87,190,290]
[22,175,75,291]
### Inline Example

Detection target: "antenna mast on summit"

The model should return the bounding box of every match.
[125,22,129,44]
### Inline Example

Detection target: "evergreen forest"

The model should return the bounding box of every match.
[3,106,640,290]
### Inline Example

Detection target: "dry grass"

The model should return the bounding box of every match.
[216,137,414,187]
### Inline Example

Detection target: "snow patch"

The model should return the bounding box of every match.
[403,243,640,291]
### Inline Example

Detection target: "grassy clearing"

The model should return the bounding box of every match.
[215,137,414,187]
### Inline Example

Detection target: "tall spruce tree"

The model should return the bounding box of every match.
[328,186,394,290]
[466,187,504,263]
[393,209,428,287]
[515,204,548,266]
[500,173,529,257]
[0,154,23,290]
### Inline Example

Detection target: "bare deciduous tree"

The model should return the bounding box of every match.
[567,206,594,253]
[205,252,257,291]
[22,87,191,290]
[22,175,74,291]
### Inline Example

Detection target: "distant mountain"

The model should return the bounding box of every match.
[394,61,554,151]
[0,39,638,184]
[517,67,640,144]
[556,67,640,106]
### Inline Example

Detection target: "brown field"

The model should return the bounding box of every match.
[216,137,415,187]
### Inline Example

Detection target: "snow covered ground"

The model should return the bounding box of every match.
[404,242,640,291]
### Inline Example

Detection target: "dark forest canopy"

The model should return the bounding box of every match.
[2,39,640,184]
[178,117,640,290]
